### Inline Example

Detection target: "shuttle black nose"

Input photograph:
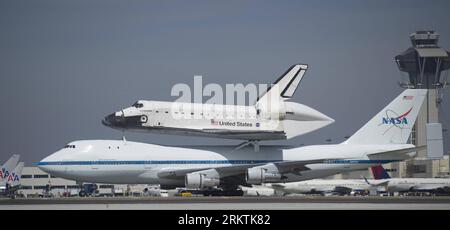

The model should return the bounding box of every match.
[102,113,125,128]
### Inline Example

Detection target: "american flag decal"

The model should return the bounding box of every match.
[403,95,413,100]
[210,119,218,125]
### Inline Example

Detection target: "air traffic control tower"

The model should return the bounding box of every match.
[395,30,450,178]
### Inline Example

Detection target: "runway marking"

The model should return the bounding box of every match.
[2,203,450,210]
[1,196,450,210]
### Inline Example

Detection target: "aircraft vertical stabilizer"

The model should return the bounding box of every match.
[344,89,427,145]
[0,154,20,181]
[370,165,391,179]
[256,64,308,105]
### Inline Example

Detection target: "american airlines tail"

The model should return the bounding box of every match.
[343,89,427,145]
[0,154,20,180]
[9,162,24,186]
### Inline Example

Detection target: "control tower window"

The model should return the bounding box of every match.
[414,39,437,46]
[132,101,144,108]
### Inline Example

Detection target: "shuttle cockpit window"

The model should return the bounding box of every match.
[63,145,76,149]
[132,101,144,108]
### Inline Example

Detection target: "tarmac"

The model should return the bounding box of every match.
[1,196,450,210]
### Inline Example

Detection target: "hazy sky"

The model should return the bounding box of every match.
[1,0,450,164]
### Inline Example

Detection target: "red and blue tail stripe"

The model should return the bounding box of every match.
[371,165,391,179]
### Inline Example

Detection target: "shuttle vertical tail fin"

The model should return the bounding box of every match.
[344,89,427,145]
[256,64,308,105]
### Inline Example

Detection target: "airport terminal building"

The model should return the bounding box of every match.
[18,167,148,197]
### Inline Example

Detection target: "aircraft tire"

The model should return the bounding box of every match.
[79,191,86,197]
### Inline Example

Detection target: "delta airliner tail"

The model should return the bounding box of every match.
[371,165,391,179]
[344,89,427,145]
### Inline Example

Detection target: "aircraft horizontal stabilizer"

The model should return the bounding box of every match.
[367,145,425,161]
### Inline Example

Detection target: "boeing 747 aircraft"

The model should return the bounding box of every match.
[102,64,334,146]
[39,89,426,195]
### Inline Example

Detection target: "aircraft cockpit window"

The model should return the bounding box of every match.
[132,101,144,108]
[63,145,76,149]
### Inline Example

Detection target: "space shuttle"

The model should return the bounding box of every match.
[102,64,334,144]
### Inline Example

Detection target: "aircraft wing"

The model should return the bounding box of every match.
[201,129,286,140]
[201,129,283,135]
[157,164,264,179]
[269,159,333,173]
[157,159,333,179]
[367,145,426,161]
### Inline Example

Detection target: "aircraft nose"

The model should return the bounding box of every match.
[38,162,67,179]
[37,162,51,173]
[102,112,125,128]
[37,152,68,177]
[37,158,57,175]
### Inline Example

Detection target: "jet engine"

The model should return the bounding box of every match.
[246,167,282,184]
[185,173,220,189]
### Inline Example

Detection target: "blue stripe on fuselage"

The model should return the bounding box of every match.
[36,159,396,166]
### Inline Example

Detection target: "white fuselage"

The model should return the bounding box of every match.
[379,178,450,192]
[269,179,371,194]
[240,185,276,196]
[38,140,414,188]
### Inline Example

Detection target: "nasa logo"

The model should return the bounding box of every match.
[256,122,260,128]
[381,108,412,126]
[382,117,408,125]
